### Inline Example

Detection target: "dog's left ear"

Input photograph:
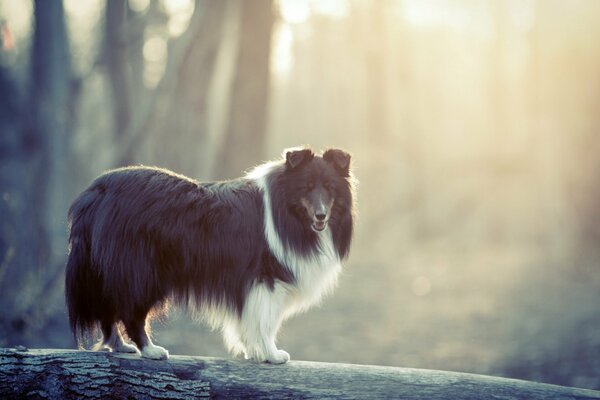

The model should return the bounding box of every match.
[323,149,351,177]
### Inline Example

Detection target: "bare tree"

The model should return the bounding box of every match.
[0,0,73,346]
[144,1,231,176]
[30,0,73,272]
[104,0,134,164]
[215,0,274,179]
[0,29,40,346]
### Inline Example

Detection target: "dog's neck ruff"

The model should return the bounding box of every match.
[247,163,341,288]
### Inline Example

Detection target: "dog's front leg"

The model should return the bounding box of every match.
[240,283,290,364]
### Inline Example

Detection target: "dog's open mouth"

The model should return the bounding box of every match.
[312,220,327,232]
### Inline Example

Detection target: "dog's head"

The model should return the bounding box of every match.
[283,147,352,233]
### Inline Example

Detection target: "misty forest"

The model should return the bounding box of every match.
[1,0,599,391]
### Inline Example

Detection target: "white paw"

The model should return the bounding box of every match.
[113,342,138,354]
[141,344,169,360]
[266,349,290,364]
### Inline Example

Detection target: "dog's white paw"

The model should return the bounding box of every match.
[141,344,169,360]
[266,349,290,364]
[113,342,138,354]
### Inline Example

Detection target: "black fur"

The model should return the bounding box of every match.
[65,148,355,355]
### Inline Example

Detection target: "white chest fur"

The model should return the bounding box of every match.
[250,167,342,315]
[279,229,342,316]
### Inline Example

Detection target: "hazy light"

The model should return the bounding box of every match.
[312,0,349,20]
[0,0,32,42]
[274,0,349,80]
[1,21,15,51]
[510,0,535,32]
[279,0,310,24]
[163,0,193,14]
[271,23,294,78]
[129,0,150,13]
[144,62,165,89]
[65,0,102,19]
[403,0,472,29]
[164,0,195,37]
[412,276,432,296]
[64,0,103,71]
[143,35,167,63]
[279,0,350,24]
[143,34,167,88]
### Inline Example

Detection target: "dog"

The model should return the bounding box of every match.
[65,147,355,363]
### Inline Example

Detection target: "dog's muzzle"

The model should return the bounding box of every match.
[312,212,328,232]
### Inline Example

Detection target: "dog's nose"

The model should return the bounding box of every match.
[315,213,327,221]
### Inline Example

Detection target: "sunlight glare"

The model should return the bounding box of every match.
[143,35,167,63]
[0,0,32,41]
[271,23,294,79]
[312,0,349,20]
[510,0,535,32]
[403,0,472,30]
[164,0,195,37]
[143,34,167,88]
[279,0,350,24]
[279,0,310,24]
[129,0,150,13]
[64,0,103,71]
[64,0,102,19]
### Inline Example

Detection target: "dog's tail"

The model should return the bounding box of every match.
[65,189,105,347]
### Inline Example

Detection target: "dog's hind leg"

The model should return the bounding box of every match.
[123,311,169,360]
[101,321,138,354]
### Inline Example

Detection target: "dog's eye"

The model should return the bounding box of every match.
[324,181,332,190]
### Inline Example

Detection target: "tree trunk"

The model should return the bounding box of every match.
[105,0,134,165]
[30,0,72,268]
[215,0,274,179]
[0,0,72,346]
[0,46,43,345]
[137,1,231,178]
[1,348,599,399]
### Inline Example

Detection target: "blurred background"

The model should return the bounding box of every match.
[1,0,599,390]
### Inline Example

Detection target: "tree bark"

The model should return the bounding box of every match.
[1,348,599,399]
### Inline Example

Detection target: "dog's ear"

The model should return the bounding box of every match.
[323,149,351,177]
[285,148,314,169]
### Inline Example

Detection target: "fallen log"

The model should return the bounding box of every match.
[0,348,598,399]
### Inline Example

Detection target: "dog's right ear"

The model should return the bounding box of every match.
[285,148,314,169]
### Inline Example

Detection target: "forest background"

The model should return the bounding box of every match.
[1,0,599,390]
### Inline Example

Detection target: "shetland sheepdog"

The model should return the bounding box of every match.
[65,147,355,363]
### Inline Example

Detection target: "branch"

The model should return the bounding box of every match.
[1,348,599,399]
[112,0,224,168]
